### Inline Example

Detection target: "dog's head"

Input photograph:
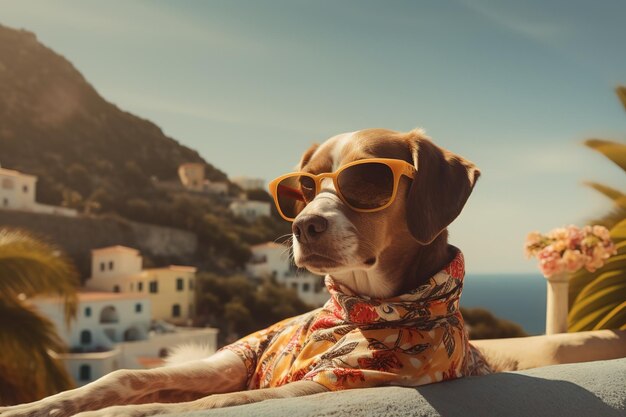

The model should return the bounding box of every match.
[281,128,480,298]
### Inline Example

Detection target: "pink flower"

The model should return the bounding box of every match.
[537,247,565,277]
[566,225,584,248]
[524,231,544,258]
[562,249,585,273]
[547,227,568,241]
[592,225,611,241]
[526,224,617,276]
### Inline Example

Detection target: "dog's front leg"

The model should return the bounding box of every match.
[0,350,246,417]
[73,381,328,417]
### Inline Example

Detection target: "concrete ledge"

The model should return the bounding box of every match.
[168,358,626,417]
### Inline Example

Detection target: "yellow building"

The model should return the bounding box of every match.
[85,246,197,325]
[178,163,205,192]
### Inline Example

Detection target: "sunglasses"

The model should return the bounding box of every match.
[268,158,416,221]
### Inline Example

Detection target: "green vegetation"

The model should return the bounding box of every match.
[461,307,527,339]
[568,86,626,332]
[120,191,290,272]
[195,273,312,345]
[0,228,79,405]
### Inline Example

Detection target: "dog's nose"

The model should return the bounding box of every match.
[292,214,328,243]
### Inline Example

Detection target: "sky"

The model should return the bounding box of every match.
[2,0,625,273]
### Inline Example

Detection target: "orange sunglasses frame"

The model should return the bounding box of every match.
[268,158,416,222]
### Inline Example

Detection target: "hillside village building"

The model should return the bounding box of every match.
[178,162,229,196]
[32,292,216,386]
[229,199,271,222]
[85,246,197,325]
[247,242,329,306]
[0,164,77,216]
[31,245,216,386]
[231,176,265,191]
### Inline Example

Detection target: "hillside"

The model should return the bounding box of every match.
[0,24,289,272]
[0,24,227,206]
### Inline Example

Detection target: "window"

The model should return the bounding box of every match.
[158,348,169,358]
[100,305,119,324]
[1,178,13,189]
[22,185,28,193]
[176,278,184,291]
[172,304,181,318]
[124,327,140,341]
[84,307,91,317]
[189,278,194,290]
[79,364,91,381]
[302,283,311,293]
[80,330,92,345]
[149,280,158,293]
[99,262,105,272]
[135,303,142,313]
[291,283,298,290]
[138,281,143,292]
[108,261,114,270]
[2,198,8,207]
[113,285,120,293]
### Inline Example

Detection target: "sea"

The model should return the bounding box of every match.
[461,273,546,335]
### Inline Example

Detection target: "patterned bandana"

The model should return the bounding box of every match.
[223,250,491,391]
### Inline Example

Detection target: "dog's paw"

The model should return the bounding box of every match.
[0,402,77,417]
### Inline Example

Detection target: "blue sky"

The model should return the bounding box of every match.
[2,0,625,273]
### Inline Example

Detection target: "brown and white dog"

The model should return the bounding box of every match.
[2,128,624,417]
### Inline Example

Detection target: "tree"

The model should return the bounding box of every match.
[0,229,79,405]
[195,272,310,345]
[460,307,527,339]
[568,86,626,332]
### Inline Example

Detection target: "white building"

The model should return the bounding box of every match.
[32,292,217,386]
[247,242,328,307]
[35,292,152,351]
[231,176,265,191]
[85,246,197,325]
[0,164,77,216]
[203,181,229,196]
[229,199,271,222]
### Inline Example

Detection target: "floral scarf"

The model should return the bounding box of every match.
[223,250,491,391]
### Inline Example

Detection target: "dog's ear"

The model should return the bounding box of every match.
[406,133,480,245]
[298,143,319,170]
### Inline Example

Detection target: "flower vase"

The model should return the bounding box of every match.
[545,272,569,334]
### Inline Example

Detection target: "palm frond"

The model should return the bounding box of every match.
[584,139,626,173]
[617,85,626,112]
[584,181,625,203]
[0,299,74,405]
[0,228,79,325]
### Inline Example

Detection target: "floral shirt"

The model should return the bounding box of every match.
[223,250,491,391]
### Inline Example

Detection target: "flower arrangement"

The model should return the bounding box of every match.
[525,225,617,278]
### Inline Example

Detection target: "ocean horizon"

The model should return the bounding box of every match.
[462,273,546,335]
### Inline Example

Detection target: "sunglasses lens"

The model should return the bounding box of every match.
[337,162,394,209]
[275,175,315,219]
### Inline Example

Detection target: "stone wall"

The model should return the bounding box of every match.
[0,210,198,279]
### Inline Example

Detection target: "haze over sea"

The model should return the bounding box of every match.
[461,274,546,335]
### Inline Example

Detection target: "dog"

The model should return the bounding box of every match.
[3,128,623,417]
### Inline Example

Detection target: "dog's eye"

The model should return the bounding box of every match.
[299,177,316,201]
